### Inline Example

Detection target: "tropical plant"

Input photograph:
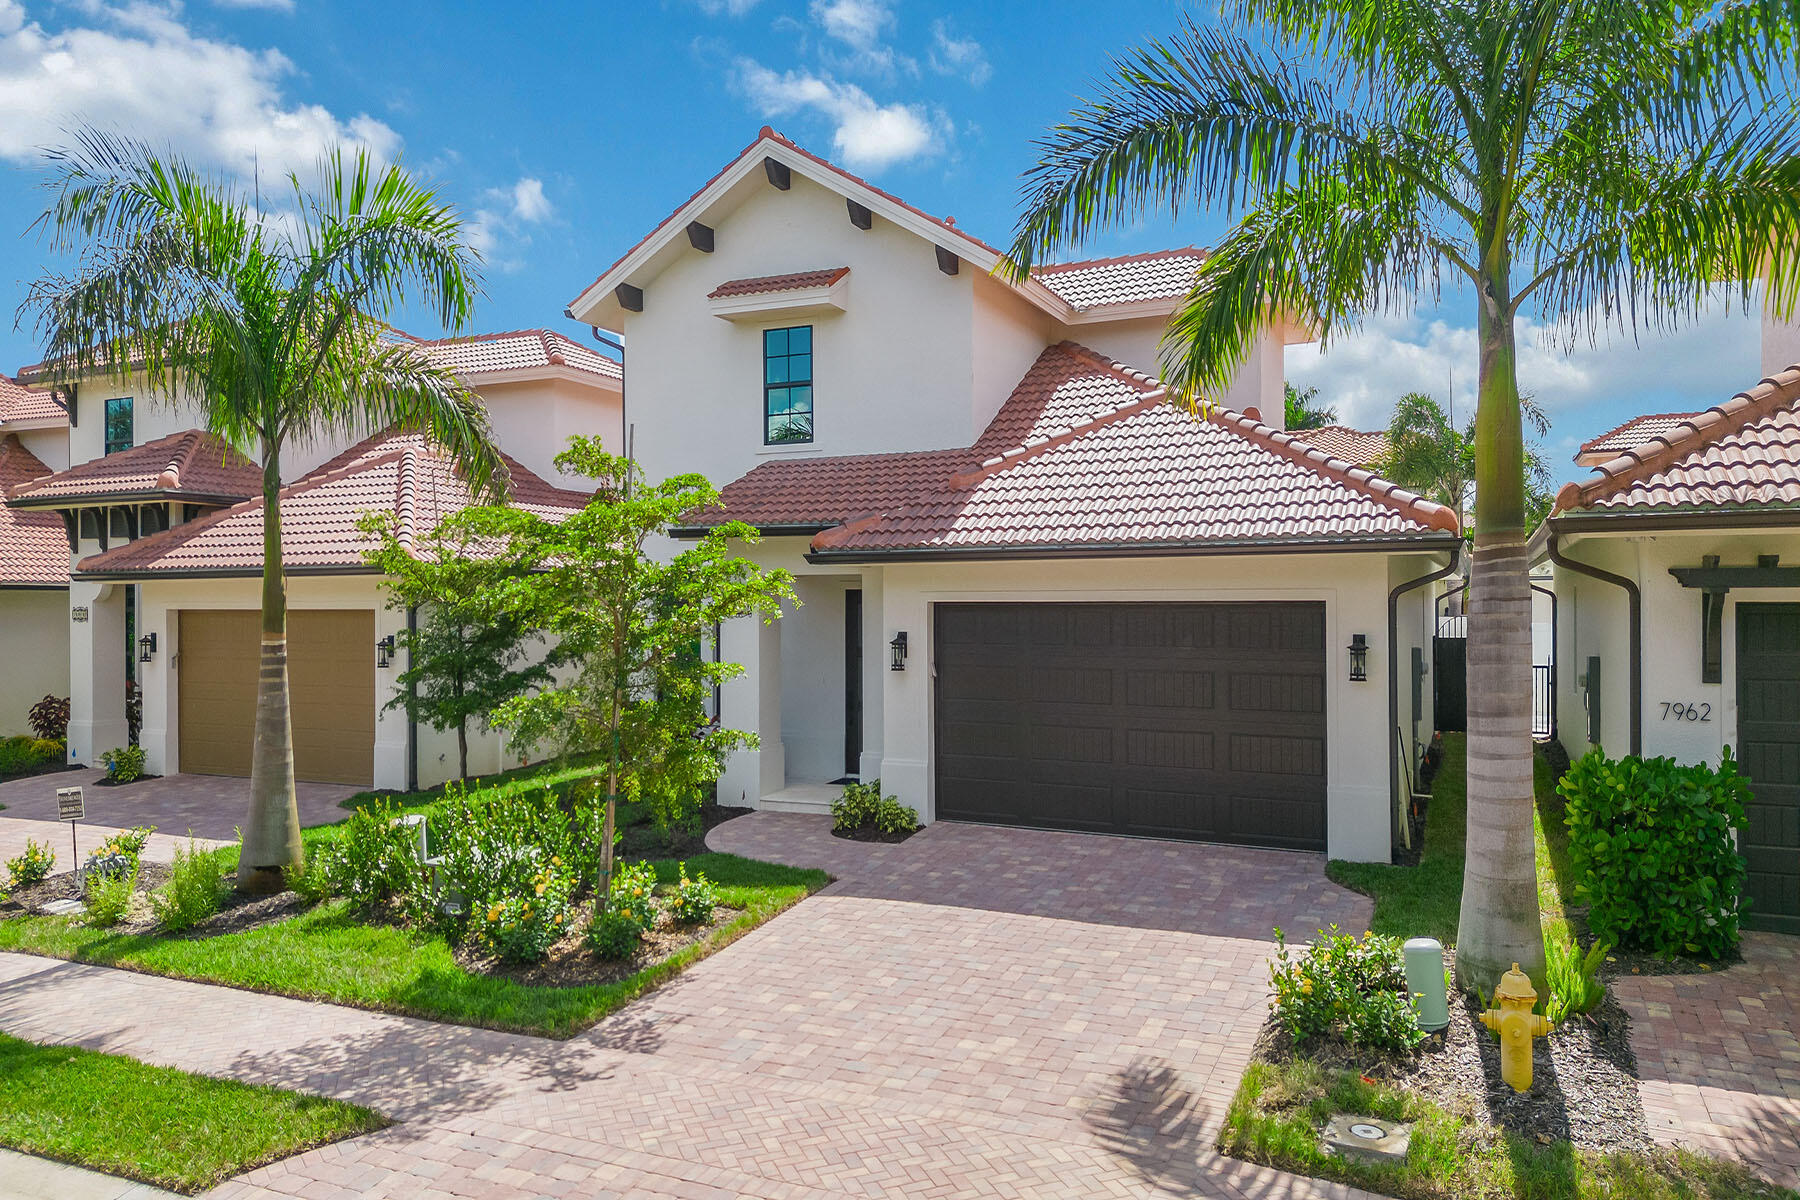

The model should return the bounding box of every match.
[1544,935,1608,1025]
[151,838,225,932]
[1004,3,1800,994]
[1378,391,1554,532]
[6,840,55,889]
[26,695,68,740]
[23,130,503,892]
[84,863,138,928]
[360,511,553,780]
[100,743,147,783]
[457,441,794,894]
[831,780,883,832]
[1283,382,1337,431]
[1268,925,1424,1053]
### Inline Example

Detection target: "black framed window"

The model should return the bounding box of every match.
[104,396,133,455]
[763,326,813,445]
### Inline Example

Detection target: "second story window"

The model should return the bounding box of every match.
[763,326,813,445]
[104,396,133,456]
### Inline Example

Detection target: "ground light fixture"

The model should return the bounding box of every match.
[889,631,908,671]
[376,634,397,668]
[1347,633,1369,682]
[137,632,157,663]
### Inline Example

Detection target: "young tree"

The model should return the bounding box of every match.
[1283,382,1338,431]
[1379,392,1554,532]
[1005,4,1800,993]
[24,132,502,892]
[361,513,552,781]
[455,439,794,893]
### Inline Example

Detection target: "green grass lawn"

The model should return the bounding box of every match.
[1221,1058,1786,1200]
[0,852,826,1037]
[0,1032,384,1194]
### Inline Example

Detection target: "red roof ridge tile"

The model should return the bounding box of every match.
[1555,366,1800,512]
[1030,246,1207,275]
[951,389,1166,489]
[410,327,563,347]
[395,445,419,555]
[808,511,886,551]
[1574,409,1705,455]
[1208,407,1461,535]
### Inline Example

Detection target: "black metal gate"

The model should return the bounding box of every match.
[1432,582,1557,740]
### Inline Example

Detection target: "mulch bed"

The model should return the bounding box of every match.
[618,803,752,858]
[92,773,163,788]
[452,900,744,987]
[0,863,309,939]
[830,823,917,843]
[1255,947,1651,1156]
[0,762,85,789]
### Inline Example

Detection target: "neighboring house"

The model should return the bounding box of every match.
[1573,412,1702,467]
[1295,424,1389,468]
[5,330,622,789]
[0,372,71,733]
[566,127,1460,862]
[1533,319,1800,933]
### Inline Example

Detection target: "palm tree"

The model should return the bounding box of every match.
[1380,391,1554,532]
[1006,3,1800,993]
[1283,382,1338,431]
[23,131,505,892]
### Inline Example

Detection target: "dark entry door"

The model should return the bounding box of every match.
[844,589,863,779]
[1434,636,1467,732]
[934,602,1327,850]
[1738,603,1800,934]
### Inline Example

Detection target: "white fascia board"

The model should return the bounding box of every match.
[710,275,850,322]
[460,365,622,392]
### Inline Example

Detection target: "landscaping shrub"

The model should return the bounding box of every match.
[6,839,55,889]
[874,798,920,837]
[425,783,586,931]
[84,864,137,928]
[92,826,155,866]
[319,807,420,915]
[151,839,224,932]
[470,865,572,963]
[27,695,69,741]
[283,854,336,905]
[831,780,881,832]
[99,744,147,783]
[0,736,65,776]
[607,860,658,928]
[1269,925,1425,1053]
[1559,748,1750,958]
[586,908,645,960]
[1544,936,1608,1025]
[667,861,719,925]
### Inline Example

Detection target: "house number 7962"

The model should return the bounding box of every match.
[1660,702,1711,722]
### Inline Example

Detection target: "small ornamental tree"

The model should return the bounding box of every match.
[454,439,795,894]
[360,512,554,780]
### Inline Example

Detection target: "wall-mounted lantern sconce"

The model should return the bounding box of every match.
[138,632,157,664]
[376,634,396,669]
[1348,633,1369,682]
[889,631,908,672]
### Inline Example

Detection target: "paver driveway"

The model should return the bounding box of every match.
[0,769,358,841]
[0,813,1376,1199]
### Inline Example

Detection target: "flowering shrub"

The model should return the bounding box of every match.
[608,861,659,928]
[587,909,645,960]
[6,839,55,888]
[317,807,420,915]
[94,826,155,865]
[422,783,581,935]
[0,736,65,776]
[471,866,572,964]
[1269,925,1424,1053]
[667,862,719,925]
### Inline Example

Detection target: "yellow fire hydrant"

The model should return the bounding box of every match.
[1479,963,1553,1093]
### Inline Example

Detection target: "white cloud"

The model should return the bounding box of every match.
[808,0,911,79]
[735,58,944,169]
[0,1,397,179]
[466,175,554,271]
[209,0,294,11]
[928,17,988,85]
[507,176,552,223]
[692,0,759,13]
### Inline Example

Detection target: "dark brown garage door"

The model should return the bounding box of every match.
[1738,604,1800,935]
[935,602,1327,850]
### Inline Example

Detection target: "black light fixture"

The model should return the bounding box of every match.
[889,631,908,672]
[376,634,396,668]
[137,632,157,664]
[1347,633,1369,682]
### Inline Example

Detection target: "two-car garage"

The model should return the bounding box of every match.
[933,601,1329,851]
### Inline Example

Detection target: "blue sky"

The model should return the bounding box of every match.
[0,0,1765,484]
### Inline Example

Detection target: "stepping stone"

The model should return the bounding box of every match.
[1321,1112,1412,1164]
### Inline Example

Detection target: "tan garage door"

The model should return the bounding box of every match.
[178,609,375,785]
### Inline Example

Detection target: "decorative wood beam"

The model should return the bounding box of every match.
[686,222,715,252]
[60,511,76,552]
[847,199,873,230]
[935,246,960,276]
[614,283,644,313]
[1669,561,1800,590]
[763,157,791,190]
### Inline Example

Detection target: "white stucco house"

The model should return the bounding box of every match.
[4,330,623,790]
[1533,313,1800,933]
[565,127,1461,863]
[0,372,72,734]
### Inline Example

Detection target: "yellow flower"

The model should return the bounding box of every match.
[552,856,562,866]
[1300,980,1313,995]
[535,882,547,896]
[487,906,500,921]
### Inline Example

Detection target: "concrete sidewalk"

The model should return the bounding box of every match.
[0,1147,182,1200]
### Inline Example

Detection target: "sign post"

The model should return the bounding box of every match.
[57,786,84,876]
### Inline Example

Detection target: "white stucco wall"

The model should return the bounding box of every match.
[13,425,68,473]
[1052,314,1288,427]
[479,375,623,488]
[0,589,70,735]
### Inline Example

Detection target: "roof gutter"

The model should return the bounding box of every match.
[1539,505,1800,537]
[7,490,253,511]
[1388,540,1461,857]
[670,521,835,540]
[72,564,381,582]
[1545,529,1640,755]
[804,532,1463,566]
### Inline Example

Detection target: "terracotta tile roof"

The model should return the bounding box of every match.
[0,373,67,426]
[414,329,621,383]
[0,435,69,586]
[1555,368,1800,515]
[708,268,849,300]
[1029,248,1205,310]
[1296,425,1389,467]
[5,429,260,508]
[1573,411,1701,464]
[691,342,1458,556]
[75,430,592,578]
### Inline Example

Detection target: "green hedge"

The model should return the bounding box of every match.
[0,736,65,776]
[1559,748,1750,958]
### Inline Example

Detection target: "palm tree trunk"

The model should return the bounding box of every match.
[238,445,303,893]
[1455,281,1547,996]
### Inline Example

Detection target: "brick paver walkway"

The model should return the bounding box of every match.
[0,816,226,872]
[1614,932,1800,1188]
[0,770,359,840]
[0,814,1380,1199]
